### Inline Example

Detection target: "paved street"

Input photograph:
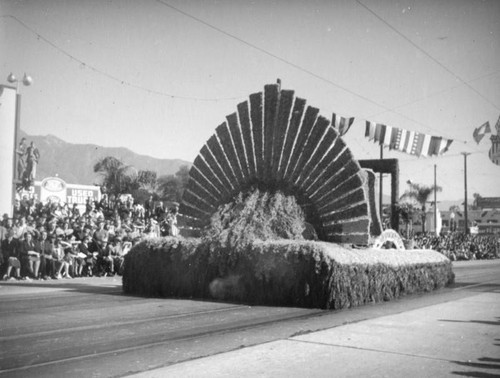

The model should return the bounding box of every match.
[0,260,499,377]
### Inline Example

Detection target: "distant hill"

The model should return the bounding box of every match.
[19,130,192,186]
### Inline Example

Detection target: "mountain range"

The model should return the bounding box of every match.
[19,130,191,186]
[18,131,463,211]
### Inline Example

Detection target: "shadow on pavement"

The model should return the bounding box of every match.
[451,357,500,377]
[450,320,500,377]
[0,278,123,296]
[438,317,500,326]
[450,282,500,293]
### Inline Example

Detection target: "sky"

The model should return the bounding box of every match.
[1,0,499,202]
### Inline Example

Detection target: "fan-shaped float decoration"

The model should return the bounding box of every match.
[180,83,377,245]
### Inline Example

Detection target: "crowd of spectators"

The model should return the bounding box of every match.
[2,194,498,281]
[0,194,179,281]
[411,232,500,261]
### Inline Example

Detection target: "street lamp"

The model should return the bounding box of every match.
[7,72,33,92]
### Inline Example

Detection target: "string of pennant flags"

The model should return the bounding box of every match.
[364,121,453,157]
[330,111,500,165]
[330,112,453,157]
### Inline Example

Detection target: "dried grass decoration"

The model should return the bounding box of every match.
[123,188,454,309]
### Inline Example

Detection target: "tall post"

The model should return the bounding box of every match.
[462,153,470,234]
[434,164,437,236]
[379,144,383,221]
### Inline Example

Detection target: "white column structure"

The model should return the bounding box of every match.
[0,73,32,217]
[0,85,18,217]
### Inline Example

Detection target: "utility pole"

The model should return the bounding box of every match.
[379,145,383,221]
[434,164,437,236]
[462,152,470,234]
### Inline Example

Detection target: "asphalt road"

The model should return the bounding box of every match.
[0,259,498,377]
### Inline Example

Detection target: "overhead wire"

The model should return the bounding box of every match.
[353,0,500,153]
[2,9,496,152]
[0,14,245,102]
[354,0,500,112]
[153,0,491,145]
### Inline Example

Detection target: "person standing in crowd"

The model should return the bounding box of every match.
[93,219,109,249]
[167,205,179,237]
[79,235,95,276]
[13,216,28,239]
[52,236,70,279]
[37,231,54,280]
[97,241,114,276]
[0,218,8,270]
[144,195,154,219]
[145,218,160,237]
[109,236,125,275]
[2,230,22,280]
[46,218,58,239]
[20,232,40,279]
[155,201,166,219]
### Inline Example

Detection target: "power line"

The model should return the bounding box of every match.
[154,0,474,144]
[0,15,245,102]
[355,0,500,112]
[154,0,387,111]
[2,10,492,147]
[367,69,500,120]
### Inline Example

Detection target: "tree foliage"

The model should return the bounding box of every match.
[158,164,190,203]
[471,193,482,210]
[93,156,137,196]
[94,157,190,203]
[400,182,442,233]
[396,201,417,239]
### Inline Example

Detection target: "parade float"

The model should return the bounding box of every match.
[123,83,454,309]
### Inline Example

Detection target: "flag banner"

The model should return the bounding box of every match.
[383,125,392,146]
[389,127,399,149]
[438,138,453,154]
[364,121,453,157]
[472,121,491,144]
[489,135,500,166]
[422,134,432,156]
[374,123,383,142]
[404,131,416,153]
[365,121,376,140]
[428,136,441,155]
[331,113,355,136]
[397,129,407,151]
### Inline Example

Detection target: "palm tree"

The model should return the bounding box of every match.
[472,193,482,210]
[400,182,442,234]
[93,156,136,196]
[157,165,191,203]
[132,170,163,204]
[396,201,416,239]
